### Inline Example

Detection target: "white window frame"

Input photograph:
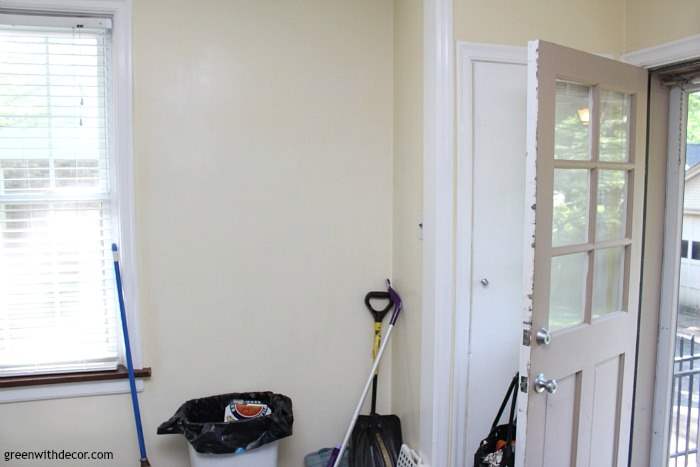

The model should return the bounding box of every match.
[0,0,140,403]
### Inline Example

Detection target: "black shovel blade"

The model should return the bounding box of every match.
[350,414,402,467]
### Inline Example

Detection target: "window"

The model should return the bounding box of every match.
[0,14,122,377]
[692,241,700,260]
[681,239,689,258]
[549,81,633,330]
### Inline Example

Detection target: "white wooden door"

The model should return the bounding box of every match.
[517,41,648,467]
[464,50,527,456]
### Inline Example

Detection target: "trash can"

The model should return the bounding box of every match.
[187,441,279,467]
[157,391,293,467]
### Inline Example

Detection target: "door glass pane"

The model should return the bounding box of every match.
[599,90,631,162]
[592,247,625,318]
[553,169,589,247]
[596,170,627,241]
[549,253,588,331]
[555,81,591,161]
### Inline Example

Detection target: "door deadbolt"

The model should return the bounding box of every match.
[534,373,558,394]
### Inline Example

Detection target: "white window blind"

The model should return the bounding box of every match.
[0,16,120,377]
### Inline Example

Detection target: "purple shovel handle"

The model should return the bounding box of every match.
[387,279,403,325]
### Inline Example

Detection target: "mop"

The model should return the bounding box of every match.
[327,280,403,467]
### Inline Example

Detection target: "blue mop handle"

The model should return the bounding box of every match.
[112,243,149,464]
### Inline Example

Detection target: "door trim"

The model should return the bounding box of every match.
[421,0,455,466]
[651,85,689,467]
[622,34,700,68]
[455,41,527,467]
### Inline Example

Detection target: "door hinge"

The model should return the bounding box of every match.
[522,328,531,346]
[520,375,529,393]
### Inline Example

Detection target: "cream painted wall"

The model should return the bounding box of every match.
[453,0,700,57]
[391,0,423,451]
[454,0,626,55]
[0,1,394,466]
[625,0,700,52]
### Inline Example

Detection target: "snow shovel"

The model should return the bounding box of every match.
[328,280,403,467]
[363,290,394,416]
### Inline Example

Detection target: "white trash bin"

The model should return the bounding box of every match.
[188,441,279,467]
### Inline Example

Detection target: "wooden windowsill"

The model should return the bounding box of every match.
[0,366,152,389]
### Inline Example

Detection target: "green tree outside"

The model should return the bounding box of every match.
[689,92,700,144]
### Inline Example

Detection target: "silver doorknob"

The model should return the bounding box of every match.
[535,328,551,345]
[534,373,558,394]
[480,278,489,287]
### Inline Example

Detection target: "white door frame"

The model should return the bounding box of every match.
[621,35,700,467]
[650,85,689,467]
[454,42,527,467]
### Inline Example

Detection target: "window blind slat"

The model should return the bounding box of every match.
[0,19,119,377]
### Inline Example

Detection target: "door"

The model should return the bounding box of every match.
[463,47,527,456]
[518,41,648,467]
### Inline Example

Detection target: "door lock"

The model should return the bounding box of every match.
[535,328,552,345]
[534,373,558,394]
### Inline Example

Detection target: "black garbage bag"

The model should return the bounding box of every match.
[157,391,293,454]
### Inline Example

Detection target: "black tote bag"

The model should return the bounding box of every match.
[473,375,518,467]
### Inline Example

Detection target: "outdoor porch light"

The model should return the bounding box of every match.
[577,107,590,125]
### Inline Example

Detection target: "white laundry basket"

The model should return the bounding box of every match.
[188,441,279,467]
[396,444,422,467]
